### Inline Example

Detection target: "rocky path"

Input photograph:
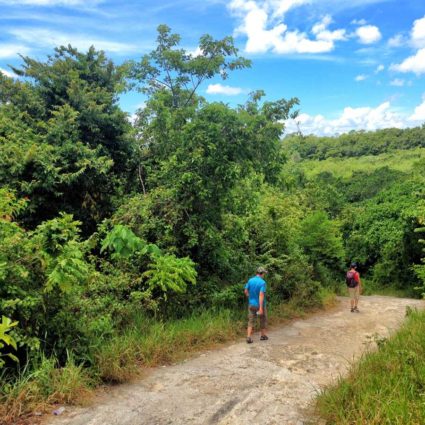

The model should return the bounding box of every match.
[47,296,424,425]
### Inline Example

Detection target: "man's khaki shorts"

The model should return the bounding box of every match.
[348,285,360,301]
[248,306,267,329]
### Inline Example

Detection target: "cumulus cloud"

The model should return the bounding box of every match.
[390,78,405,87]
[391,48,425,75]
[411,15,425,48]
[391,16,425,75]
[285,101,406,135]
[228,1,347,54]
[9,28,136,54]
[355,74,367,81]
[409,95,425,122]
[206,83,243,95]
[355,25,382,44]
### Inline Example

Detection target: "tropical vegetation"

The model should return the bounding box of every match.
[0,24,424,423]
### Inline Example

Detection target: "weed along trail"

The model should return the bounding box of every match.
[47,296,423,425]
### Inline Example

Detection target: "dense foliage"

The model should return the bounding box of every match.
[284,126,425,160]
[0,25,424,419]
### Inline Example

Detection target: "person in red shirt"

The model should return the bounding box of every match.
[346,262,362,313]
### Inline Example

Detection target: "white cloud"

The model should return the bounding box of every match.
[229,1,347,54]
[391,16,425,75]
[388,33,406,47]
[375,64,384,73]
[9,28,136,54]
[390,78,405,87]
[391,48,425,75]
[285,101,406,135]
[0,43,31,58]
[187,47,203,57]
[411,15,425,48]
[355,25,382,44]
[355,74,367,81]
[312,15,347,42]
[351,18,367,26]
[0,68,14,78]
[409,95,425,122]
[206,83,243,95]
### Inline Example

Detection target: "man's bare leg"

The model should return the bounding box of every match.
[247,326,253,338]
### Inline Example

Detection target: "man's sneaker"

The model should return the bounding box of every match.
[354,307,360,313]
[260,335,269,341]
[351,308,354,312]
[246,337,253,344]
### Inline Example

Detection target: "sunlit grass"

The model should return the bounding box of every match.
[316,308,425,425]
[301,147,425,179]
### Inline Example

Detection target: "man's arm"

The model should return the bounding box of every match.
[258,291,264,315]
[244,288,249,297]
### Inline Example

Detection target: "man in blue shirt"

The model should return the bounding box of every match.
[244,266,268,344]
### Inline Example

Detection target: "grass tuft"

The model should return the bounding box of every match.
[0,354,92,424]
[316,308,425,425]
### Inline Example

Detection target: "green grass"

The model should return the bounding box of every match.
[94,308,245,383]
[0,354,93,424]
[360,279,418,299]
[300,147,425,179]
[316,307,425,425]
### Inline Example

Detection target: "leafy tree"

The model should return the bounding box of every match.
[124,27,300,278]
[1,46,134,232]
[298,211,345,281]
[131,24,251,109]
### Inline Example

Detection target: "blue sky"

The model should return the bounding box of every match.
[1,0,425,135]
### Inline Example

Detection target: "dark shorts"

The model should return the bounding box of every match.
[248,306,267,329]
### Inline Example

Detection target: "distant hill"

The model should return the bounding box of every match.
[283,125,425,161]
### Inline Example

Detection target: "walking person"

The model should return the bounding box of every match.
[346,262,362,313]
[244,266,268,343]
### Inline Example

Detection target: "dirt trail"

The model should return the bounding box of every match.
[47,296,424,425]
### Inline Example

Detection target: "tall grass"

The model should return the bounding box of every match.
[94,309,245,383]
[0,354,93,424]
[316,308,425,425]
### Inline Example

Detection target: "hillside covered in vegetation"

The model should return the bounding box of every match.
[1,26,424,422]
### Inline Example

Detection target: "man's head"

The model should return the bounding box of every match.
[256,266,268,276]
[350,262,358,270]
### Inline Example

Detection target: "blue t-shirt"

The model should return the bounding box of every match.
[245,276,266,308]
